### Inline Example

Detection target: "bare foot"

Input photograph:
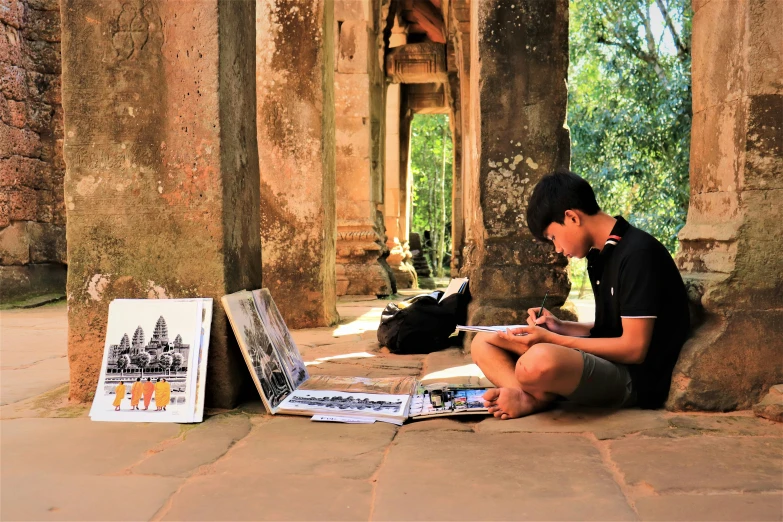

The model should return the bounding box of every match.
[483,387,545,420]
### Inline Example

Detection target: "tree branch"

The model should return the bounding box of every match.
[635,3,669,85]
[654,0,689,59]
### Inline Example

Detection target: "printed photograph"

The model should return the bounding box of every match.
[223,292,292,411]
[408,387,490,417]
[280,390,409,417]
[90,299,203,422]
[253,289,309,389]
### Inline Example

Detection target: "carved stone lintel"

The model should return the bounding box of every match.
[386,42,447,83]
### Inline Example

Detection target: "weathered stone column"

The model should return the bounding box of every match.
[333,0,394,296]
[257,0,339,327]
[384,82,416,288]
[62,0,261,407]
[668,0,783,410]
[448,0,471,277]
[461,0,571,328]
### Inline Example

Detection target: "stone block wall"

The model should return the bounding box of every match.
[667,0,783,411]
[0,0,66,303]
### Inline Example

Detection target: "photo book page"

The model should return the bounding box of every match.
[89,298,212,423]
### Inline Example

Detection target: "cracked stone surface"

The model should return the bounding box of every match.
[0,302,68,405]
[2,297,782,521]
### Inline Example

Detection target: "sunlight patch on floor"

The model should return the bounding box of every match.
[304,351,376,366]
[331,307,384,337]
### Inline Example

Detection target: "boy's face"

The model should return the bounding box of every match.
[543,210,591,259]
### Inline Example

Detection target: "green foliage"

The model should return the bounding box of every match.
[569,0,692,253]
[410,114,454,276]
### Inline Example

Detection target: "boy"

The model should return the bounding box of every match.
[472,171,689,419]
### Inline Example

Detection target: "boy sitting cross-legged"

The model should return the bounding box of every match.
[472,171,690,419]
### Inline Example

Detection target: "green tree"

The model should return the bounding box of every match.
[569,0,692,254]
[117,354,130,375]
[159,353,173,376]
[171,352,184,375]
[133,351,151,376]
[409,114,453,276]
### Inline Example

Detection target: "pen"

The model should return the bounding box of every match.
[536,292,548,319]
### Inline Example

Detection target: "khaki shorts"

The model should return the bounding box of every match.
[566,350,637,408]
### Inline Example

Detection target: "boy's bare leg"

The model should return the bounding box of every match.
[471,333,550,419]
[471,333,585,419]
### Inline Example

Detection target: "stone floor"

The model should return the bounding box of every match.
[1,298,781,521]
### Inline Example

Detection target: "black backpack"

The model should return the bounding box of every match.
[377,289,471,354]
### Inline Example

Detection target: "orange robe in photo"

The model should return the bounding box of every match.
[130,381,143,407]
[155,381,171,408]
[142,381,155,408]
[112,383,126,407]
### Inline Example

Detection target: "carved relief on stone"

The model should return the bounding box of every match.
[386,236,417,289]
[386,42,447,83]
[110,2,164,61]
[335,222,394,296]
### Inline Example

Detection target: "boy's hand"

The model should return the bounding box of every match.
[497,325,553,353]
[527,307,562,332]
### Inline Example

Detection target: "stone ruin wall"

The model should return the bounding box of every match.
[0,0,66,303]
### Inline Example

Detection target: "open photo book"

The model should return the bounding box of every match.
[89,298,213,423]
[222,288,491,423]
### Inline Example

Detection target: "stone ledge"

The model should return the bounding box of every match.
[0,262,65,304]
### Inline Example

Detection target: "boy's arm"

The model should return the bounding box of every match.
[503,317,655,364]
[526,307,593,337]
[551,320,594,338]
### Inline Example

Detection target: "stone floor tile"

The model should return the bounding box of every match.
[635,493,783,521]
[207,416,398,481]
[161,473,371,521]
[477,407,667,440]
[0,356,69,406]
[0,302,67,366]
[418,348,493,387]
[641,413,783,438]
[1,473,182,522]
[0,302,68,406]
[610,436,783,493]
[0,418,180,475]
[400,417,476,433]
[372,431,636,521]
[131,413,252,477]
[299,338,383,361]
[0,383,89,420]
[308,352,424,378]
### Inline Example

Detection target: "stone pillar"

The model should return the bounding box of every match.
[384,82,415,288]
[333,0,394,297]
[257,0,339,327]
[462,0,571,327]
[449,0,471,277]
[667,0,783,411]
[0,0,66,303]
[62,0,261,407]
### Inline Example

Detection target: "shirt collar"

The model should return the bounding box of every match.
[587,215,629,261]
[604,215,629,248]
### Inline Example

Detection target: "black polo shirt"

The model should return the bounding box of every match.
[587,216,690,408]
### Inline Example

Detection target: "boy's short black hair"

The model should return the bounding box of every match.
[526,170,600,241]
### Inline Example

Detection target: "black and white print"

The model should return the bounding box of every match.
[222,291,292,411]
[252,288,309,389]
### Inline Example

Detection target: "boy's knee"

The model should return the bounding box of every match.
[470,333,491,363]
[515,345,558,385]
